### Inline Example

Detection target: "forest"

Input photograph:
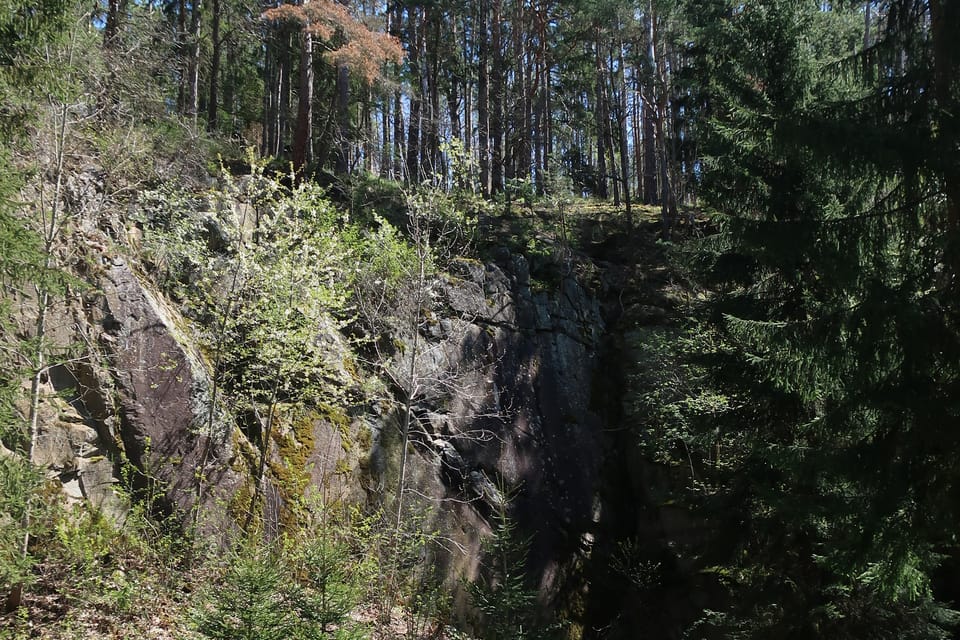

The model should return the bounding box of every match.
[1,0,959,638]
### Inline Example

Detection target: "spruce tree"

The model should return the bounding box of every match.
[676,0,960,636]
[0,0,71,615]
[467,496,548,640]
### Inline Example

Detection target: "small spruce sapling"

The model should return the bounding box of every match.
[190,546,296,640]
[467,489,546,640]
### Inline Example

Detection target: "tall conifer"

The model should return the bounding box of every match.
[679,0,960,635]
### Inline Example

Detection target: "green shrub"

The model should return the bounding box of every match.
[344,172,407,229]
[191,546,296,640]
[405,187,477,260]
[191,532,369,640]
[136,165,360,409]
[355,215,422,303]
[0,456,41,597]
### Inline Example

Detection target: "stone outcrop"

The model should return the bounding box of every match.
[24,198,691,636]
[355,231,702,637]
[67,257,246,535]
[361,249,610,611]
[30,383,126,522]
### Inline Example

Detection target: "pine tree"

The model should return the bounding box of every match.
[191,547,297,640]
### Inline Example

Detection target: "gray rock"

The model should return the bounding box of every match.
[72,260,245,537]
[364,247,608,606]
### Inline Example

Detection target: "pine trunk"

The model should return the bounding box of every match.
[103,0,127,48]
[206,0,221,132]
[292,20,313,175]
[406,13,422,183]
[594,34,609,200]
[478,0,490,195]
[335,63,350,175]
[490,0,504,193]
[642,8,658,204]
[186,0,202,128]
[616,34,632,226]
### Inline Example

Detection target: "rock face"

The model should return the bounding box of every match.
[43,251,370,542]
[359,235,702,637]
[28,212,686,635]
[31,378,127,522]
[69,258,246,535]
[362,249,610,615]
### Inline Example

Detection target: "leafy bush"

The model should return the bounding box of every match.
[344,172,407,229]
[404,187,477,261]
[354,215,422,310]
[136,165,362,407]
[221,186,356,404]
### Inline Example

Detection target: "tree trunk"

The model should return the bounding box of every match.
[545,57,553,180]
[533,40,545,193]
[642,8,658,204]
[532,2,547,194]
[656,111,677,234]
[393,90,404,180]
[261,13,276,156]
[103,0,128,48]
[632,68,642,198]
[292,18,313,175]
[279,31,291,158]
[490,0,504,193]
[594,32,609,200]
[445,16,462,148]
[391,4,404,180]
[447,81,461,142]
[505,0,528,183]
[186,0,203,128]
[426,11,443,181]
[362,89,373,173]
[652,7,677,236]
[335,63,350,175]
[604,46,619,206]
[520,23,533,182]
[863,1,871,49]
[177,0,187,113]
[406,91,422,183]
[478,0,490,195]
[406,12,422,183]
[223,44,237,136]
[616,33,632,227]
[206,0,221,132]
[461,12,471,157]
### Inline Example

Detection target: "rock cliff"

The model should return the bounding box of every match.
[25,188,691,636]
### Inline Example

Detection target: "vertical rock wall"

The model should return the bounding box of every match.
[360,248,614,622]
[69,258,246,537]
